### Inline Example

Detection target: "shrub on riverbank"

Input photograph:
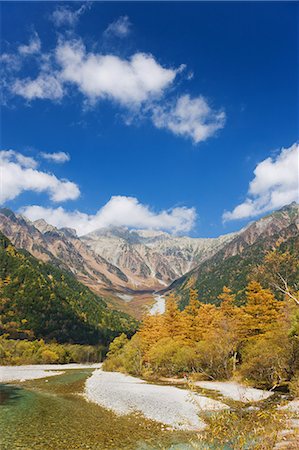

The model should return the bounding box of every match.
[0,336,104,364]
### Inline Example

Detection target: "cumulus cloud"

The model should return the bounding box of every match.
[10,38,177,108]
[104,16,131,38]
[3,31,225,144]
[55,39,177,106]
[18,33,41,56]
[223,143,299,221]
[12,73,64,100]
[152,94,226,143]
[1,150,37,169]
[0,150,80,203]
[20,196,196,235]
[41,151,70,163]
[50,4,90,28]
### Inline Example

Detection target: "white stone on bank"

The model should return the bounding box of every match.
[0,363,101,383]
[194,381,273,402]
[279,399,299,413]
[84,369,229,431]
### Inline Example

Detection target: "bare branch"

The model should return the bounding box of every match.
[270,281,299,306]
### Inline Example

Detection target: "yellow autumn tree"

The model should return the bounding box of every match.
[194,288,241,379]
[163,293,183,340]
[139,313,165,351]
[196,303,218,341]
[240,281,282,339]
[181,289,201,343]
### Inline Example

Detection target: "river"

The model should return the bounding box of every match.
[0,368,195,450]
[149,294,166,315]
[0,366,292,449]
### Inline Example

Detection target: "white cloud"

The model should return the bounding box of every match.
[41,151,70,163]
[18,34,41,56]
[223,143,299,221]
[55,39,177,106]
[0,53,22,72]
[0,150,80,203]
[12,73,64,100]
[10,38,177,108]
[104,16,131,38]
[20,196,196,235]
[1,150,37,169]
[1,33,41,76]
[4,32,225,144]
[152,94,226,143]
[50,4,89,28]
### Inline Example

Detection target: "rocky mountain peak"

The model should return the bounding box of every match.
[34,219,58,234]
[59,227,78,238]
[84,226,143,245]
[81,224,238,289]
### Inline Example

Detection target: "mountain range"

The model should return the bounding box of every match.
[0,207,236,292]
[0,203,298,316]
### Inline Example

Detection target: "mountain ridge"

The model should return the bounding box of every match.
[166,202,299,307]
[0,203,297,315]
[81,226,237,289]
[0,208,130,293]
[0,207,237,293]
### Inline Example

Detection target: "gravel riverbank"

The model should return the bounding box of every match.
[85,369,229,431]
[194,381,273,402]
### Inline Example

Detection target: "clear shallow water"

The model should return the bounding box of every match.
[0,369,195,450]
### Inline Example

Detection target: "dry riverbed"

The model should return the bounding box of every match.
[85,368,229,431]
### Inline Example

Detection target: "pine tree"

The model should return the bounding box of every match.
[196,303,218,341]
[185,289,200,316]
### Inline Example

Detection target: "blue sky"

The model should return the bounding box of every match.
[1,1,298,237]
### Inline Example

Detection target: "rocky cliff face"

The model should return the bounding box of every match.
[81,227,236,289]
[0,209,129,294]
[220,202,299,258]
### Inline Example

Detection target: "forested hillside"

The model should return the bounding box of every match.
[169,203,299,309]
[0,232,137,345]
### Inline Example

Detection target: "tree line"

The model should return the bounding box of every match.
[104,249,299,393]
